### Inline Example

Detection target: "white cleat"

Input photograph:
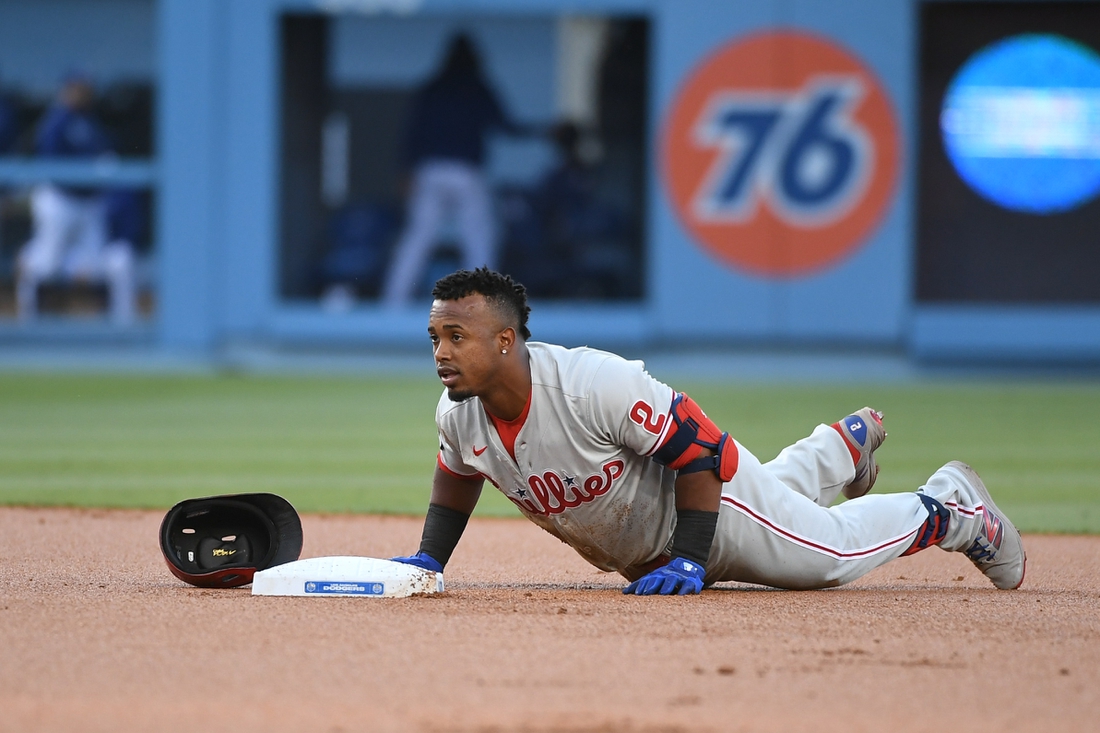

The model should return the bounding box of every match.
[946,461,1026,590]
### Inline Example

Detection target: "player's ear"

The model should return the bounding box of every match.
[497,327,516,354]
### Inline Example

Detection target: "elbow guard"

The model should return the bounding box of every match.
[651,393,739,482]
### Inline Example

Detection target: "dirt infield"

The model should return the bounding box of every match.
[1,507,1097,733]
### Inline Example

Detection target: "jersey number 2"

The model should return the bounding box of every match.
[630,400,666,435]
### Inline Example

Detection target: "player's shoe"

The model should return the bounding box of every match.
[833,407,887,500]
[946,461,1026,590]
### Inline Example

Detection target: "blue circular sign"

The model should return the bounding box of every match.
[941,34,1100,214]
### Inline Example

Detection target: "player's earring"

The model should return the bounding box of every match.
[501,349,508,354]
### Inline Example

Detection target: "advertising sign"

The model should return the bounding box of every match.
[662,30,899,278]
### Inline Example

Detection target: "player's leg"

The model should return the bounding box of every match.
[707,441,928,589]
[16,185,73,320]
[102,240,136,325]
[909,461,1025,589]
[61,194,137,324]
[762,424,852,506]
[63,193,109,278]
[453,164,496,272]
[707,447,1024,590]
[380,164,448,307]
[762,408,885,506]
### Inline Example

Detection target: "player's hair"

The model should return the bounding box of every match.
[432,267,531,340]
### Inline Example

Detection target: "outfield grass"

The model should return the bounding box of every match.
[0,373,1097,533]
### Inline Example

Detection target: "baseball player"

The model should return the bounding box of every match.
[393,268,1026,594]
[380,33,532,309]
[16,73,136,325]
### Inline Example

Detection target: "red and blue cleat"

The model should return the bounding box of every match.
[832,407,887,500]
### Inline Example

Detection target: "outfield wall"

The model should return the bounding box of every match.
[2,0,1098,362]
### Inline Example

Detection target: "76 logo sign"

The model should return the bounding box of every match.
[694,77,871,228]
[661,31,899,277]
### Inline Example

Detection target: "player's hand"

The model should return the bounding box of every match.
[390,551,443,574]
[623,557,704,596]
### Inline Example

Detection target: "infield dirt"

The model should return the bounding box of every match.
[1,507,1097,733]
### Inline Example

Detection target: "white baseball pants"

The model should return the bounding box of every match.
[17,184,136,325]
[381,161,496,308]
[706,424,986,589]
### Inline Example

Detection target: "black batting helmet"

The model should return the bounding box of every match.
[159,493,303,588]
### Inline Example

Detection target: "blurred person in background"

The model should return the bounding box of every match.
[16,72,136,325]
[381,32,537,308]
[534,121,629,297]
[498,121,631,299]
[0,77,18,154]
[0,67,21,269]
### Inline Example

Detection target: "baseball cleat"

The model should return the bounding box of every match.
[946,461,1026,590]
[833,407,887,500]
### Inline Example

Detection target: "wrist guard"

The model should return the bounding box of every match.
[670,508,719,569]
[418,503,470,568]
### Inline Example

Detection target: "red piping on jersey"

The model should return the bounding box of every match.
[486,388,532,462]
[719,495,917,559]
[644,392,677,456]
[437,452,479,479]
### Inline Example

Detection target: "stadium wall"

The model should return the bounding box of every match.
[1,0,1097,362]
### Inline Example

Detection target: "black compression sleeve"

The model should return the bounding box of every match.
[418,503,471,568]
[670,509,719,568]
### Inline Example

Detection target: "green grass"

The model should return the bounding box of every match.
[0,374,1097,533]
[683,380,1100,534]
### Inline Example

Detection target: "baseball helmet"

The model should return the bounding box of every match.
[159,493,303,588]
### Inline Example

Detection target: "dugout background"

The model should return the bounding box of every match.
[0,0,1097,363]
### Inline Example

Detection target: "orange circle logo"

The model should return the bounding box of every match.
[661,31,900,277]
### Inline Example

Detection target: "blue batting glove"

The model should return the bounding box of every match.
[623,556,705,596]
[390,551,443,574]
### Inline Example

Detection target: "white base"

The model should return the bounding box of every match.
[251,556,444,598]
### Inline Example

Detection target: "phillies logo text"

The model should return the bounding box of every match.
[510,459,625,516]
[694,76,871,227]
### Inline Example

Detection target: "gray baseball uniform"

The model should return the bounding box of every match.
[437,342,990,589]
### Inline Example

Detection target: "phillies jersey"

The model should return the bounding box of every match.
[436,342,678,574]
[432,342,1005,593]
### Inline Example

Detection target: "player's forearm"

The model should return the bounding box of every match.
[671,467,722,568]
[418,503,470,568]
[429,467,484,514]
[673,463,723,512]
[418,468,483,568]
